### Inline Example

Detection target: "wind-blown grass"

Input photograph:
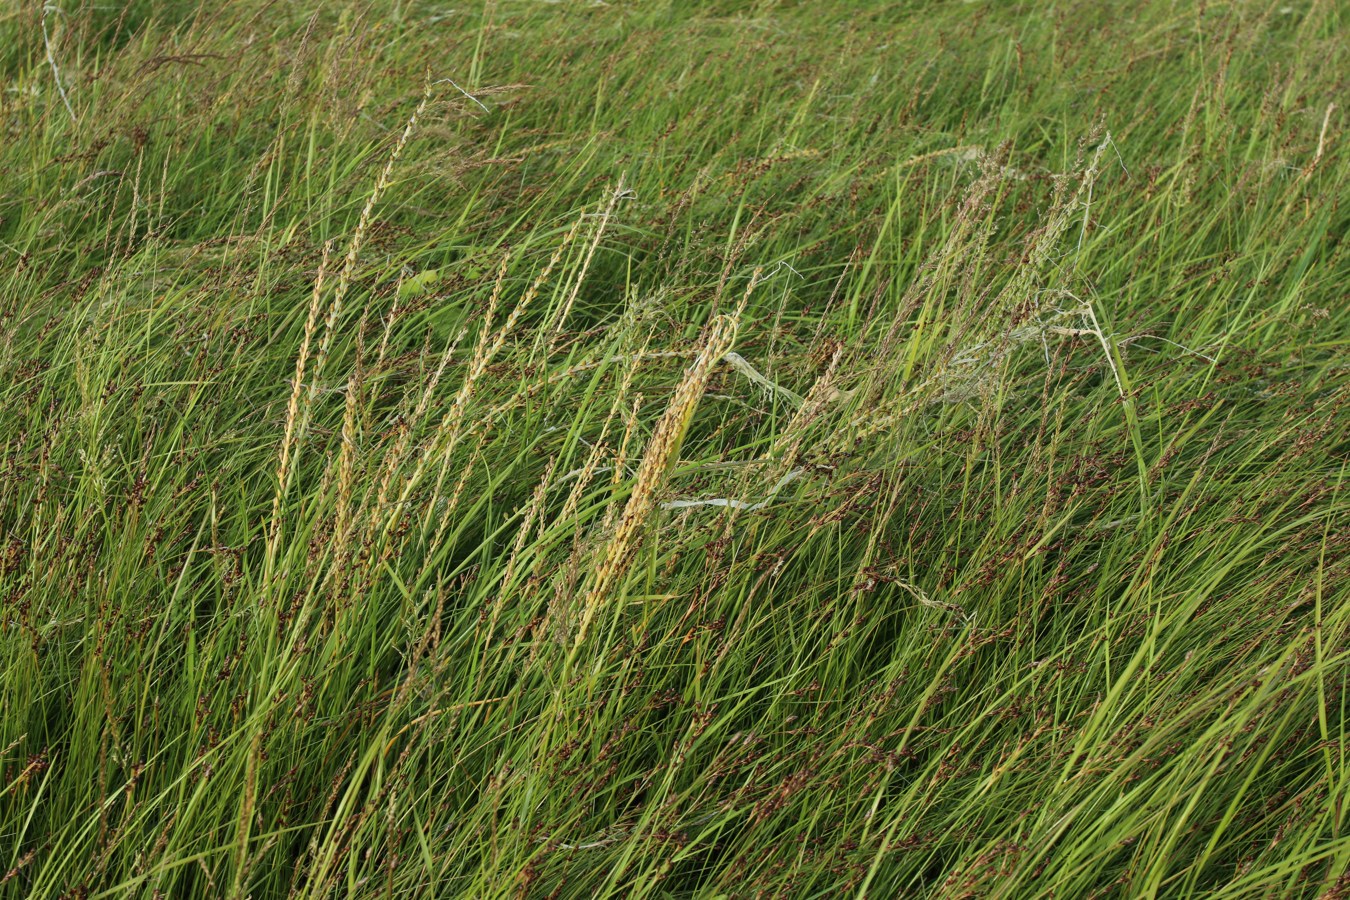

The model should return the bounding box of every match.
[0,1,1346,897]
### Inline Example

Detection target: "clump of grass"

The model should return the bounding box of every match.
[0,1,1346,898]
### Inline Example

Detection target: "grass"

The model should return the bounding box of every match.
[0,1,1346,897]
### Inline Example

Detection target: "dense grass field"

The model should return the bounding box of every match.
[1,1,1347,897]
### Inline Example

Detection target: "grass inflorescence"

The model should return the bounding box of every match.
[0,1,1346,897]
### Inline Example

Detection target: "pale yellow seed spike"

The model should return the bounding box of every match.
[572,313,740,648]
[267,240,334,568]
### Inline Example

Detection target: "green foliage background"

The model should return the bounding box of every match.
[0,1,1346,896]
